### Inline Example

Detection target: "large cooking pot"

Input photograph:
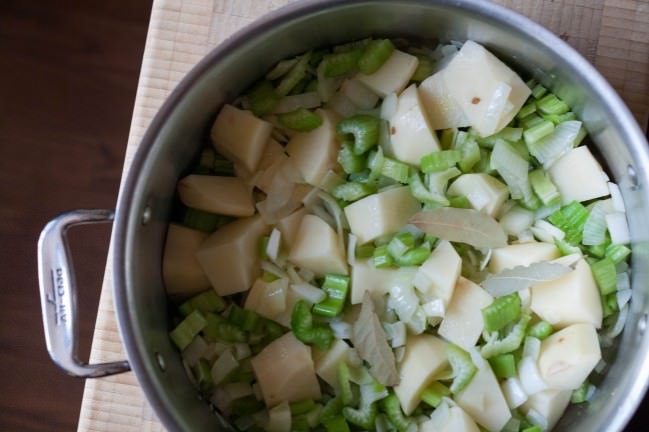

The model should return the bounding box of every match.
[37,0,649,430]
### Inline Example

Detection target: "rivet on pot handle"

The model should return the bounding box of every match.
[37,209,130,378]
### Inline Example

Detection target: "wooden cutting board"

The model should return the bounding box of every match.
[77,0,649,430]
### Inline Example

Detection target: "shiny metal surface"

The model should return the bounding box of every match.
[37,209,130,378]
[111,1,649,430]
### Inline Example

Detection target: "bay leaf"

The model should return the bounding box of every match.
[409,207,508,249]
[483,261,571,297]
[351,293,400,386]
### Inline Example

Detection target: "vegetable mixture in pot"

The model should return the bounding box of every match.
[163,38,632,432]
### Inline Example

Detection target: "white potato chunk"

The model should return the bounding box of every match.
[537,323,601,390]
[454,355,512,432]
[420,405,480,432]
[266,401,291,432]
[162,224,210,298]
[211,104,273,173]
[251,332,321,406]
[196,215,270,296]
[414,240,461,306]
[285,109,340,186]
[530,259,603,329]
[344,186,421,244]
[394,334,448,415]
[288,214,347,275]
[441,40,531,136]
[275,207,308,249]
[356,49,419,97]
[439,277,493,350]
[312,339,353,391]
[447,173,509,217]
[521,390,572,431]
[350,259,417,304]
[177,175,255,217]
[488,242,560,273]
[254,138,289,193]
[244,277,288,320]
[548,146,610,204]
[418,71,471,130]
[389,84,440,165]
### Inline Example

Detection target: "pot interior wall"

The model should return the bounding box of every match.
[115,1,649,430]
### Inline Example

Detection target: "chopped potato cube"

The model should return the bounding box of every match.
[288,214,347,275]
[389,84,440,165]
[251,332,321,406]
[489,242,559,273]
[414,240,461,306]
[344,186,421,244]
[548,146,610,204]
[210,104,273,173]
[196,215,270,296]
[394,334,449,415]
[356,49,419,97]
[530,259,603,329]
[538,323,601,390]
[163,224,210,299]
[439,277,493,350]
[447,173,508,218]
[177,175,254,217]
[285,109,340,187]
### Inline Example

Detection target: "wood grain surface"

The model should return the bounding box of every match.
[0,1,152,431]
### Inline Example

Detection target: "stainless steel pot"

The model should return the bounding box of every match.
[38,0,649,430]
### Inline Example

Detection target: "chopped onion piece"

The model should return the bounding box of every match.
[609,182,626,213]
[266,228,282,262]
[529,120,582,168]
[298,267,315,283]
[518,356,548,395]
[523,336,541,360]
[534,219,565,240]
[517,229,536,243]
[383,321,407,348]
[582,201,610,246]
[422,298,445,318]
[600,304,629,346]
[286,265,302,284]
[502,377,528,409]
[519,288,531,311]
[388,284,419,322]
[606,212,630,245]
[617,287,632,310]
[182,335,208,367]
[234,343,252,360]
[406,306,427,335]
[527,408,549,431]
[595,358,608,374]
[341,79,379,110]
[381,92,398,120]
[261,260,288,279]
[291,282,327,304]
[272,92,321,114]
[501,417,521,432]
[479,248,493,272]
[327,92,360,118]
[330,319,353,340]
[347,233,358,267]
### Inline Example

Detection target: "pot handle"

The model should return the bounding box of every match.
[37,209,130,378]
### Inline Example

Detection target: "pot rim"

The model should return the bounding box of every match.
[112,0,649,430]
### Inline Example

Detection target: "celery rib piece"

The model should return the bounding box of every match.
[482,294,522,333]
[481,314,531,359]
[447,344,478,394]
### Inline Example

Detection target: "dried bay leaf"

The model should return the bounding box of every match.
[483,261,571,297]
[410,207,507,249]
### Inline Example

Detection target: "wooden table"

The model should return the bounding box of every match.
[77,0,649,430]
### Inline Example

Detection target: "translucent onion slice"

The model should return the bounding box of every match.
[272,91,321,114]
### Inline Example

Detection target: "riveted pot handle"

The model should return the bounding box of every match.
[37,209,130,378]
